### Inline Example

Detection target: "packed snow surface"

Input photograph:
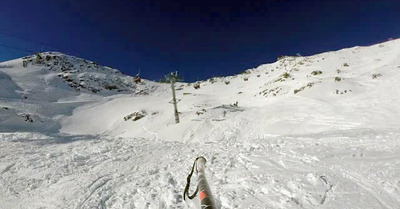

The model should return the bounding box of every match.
[1,39,400,208]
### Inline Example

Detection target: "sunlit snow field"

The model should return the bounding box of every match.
[1,39,400,208]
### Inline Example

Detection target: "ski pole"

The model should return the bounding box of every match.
[184,156,216,209]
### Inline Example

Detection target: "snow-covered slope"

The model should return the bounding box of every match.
[61,39,400,141]
[0,52,159,132]
[1,39,400,209]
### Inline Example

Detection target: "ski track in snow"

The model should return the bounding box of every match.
[1,129,399,209]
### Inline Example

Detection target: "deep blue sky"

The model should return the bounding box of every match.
[0,0,399,81]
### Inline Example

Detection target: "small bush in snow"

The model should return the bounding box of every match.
[343,63,349,67]
[36,53,43,63]
[334,77,341,82]
[194,82,200,89]
[277,55,286,61]
[241,69,251,74]
[335,89,353,94]
[282,72,290,78]
[311,70,322,75]
[372,74,382,79]
[336,69,341,74]
[294,82,315,94]
[208,78,216,83]
[224,80,230,85]
[243,77,248,81]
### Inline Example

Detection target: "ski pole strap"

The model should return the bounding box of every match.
[184,157,216,209]
[183,157,200,200]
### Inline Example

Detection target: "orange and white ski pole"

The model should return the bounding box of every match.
[184,156,216,209]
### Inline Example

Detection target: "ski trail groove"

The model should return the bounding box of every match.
[75,176,112,209]
[341,169,393,209]
[1,162,15,174]
[319,175,333,205]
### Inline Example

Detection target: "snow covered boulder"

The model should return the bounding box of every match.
[123,110,147,121]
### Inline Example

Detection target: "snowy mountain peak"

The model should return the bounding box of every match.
[21,52,139,94]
